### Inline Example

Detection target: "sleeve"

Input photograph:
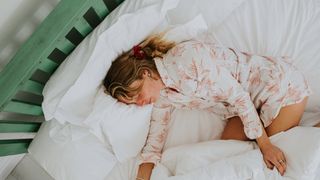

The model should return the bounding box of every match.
[211,67,263,139]
[138,98,172,165]
[173,41,263,139]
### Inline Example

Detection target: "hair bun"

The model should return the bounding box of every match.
[133,45,145,59]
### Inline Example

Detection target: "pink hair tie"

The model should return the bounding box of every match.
[133,45,145,59]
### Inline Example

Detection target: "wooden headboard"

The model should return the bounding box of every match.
[0,0,124,156]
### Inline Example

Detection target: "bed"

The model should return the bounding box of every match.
[2,0,320,180]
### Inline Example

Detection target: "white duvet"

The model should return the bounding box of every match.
[106,126,320,180]
[29,119,320,180]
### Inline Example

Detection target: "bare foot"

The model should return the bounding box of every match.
[315,122,320,127]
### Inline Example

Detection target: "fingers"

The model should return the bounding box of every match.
[278,152,287,175]
[274,160,284,176]
[265,155,286,176]
[261,144,287,176]
[273,150,287,176]
[282,153,287,165]
[271,158,286,176]
[280,160,287,170]
[265,159,274,169]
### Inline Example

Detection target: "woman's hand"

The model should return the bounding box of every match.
[259,141,287,175]
[256,128,286,176]
[136,163,154,180]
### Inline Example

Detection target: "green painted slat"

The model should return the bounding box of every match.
[74,17,93,37]
[20,80,44,96]
[93,0,110,19]
[12,91,43,106]
[55,39,76,55]
[0,112,45,123]
[0,122,41,133]
[3,101,43,116]
[38,59,59,74]
[0,140,31,156]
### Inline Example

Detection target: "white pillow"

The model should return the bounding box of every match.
[82,14,208,162]
[42,0,180,125]
[83,87,153,162]
[28,120,117,180]
[270,127,320,179]
[42,0,156,122]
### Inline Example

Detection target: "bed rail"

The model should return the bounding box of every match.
[0,0,124,156]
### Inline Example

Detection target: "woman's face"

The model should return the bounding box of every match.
[119,71,165,106]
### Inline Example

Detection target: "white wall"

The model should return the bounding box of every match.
[0,0,24,26]
[0,0,60,178]
[0,0,60,71]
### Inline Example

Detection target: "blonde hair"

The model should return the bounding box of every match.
[103,33,175,101]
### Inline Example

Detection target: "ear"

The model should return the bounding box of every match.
[142,70,151,78]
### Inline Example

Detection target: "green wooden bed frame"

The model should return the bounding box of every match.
[0,0,124,157]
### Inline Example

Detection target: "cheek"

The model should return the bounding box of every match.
[149,87,161,99]
[140,88,154,100]
[141,80,161,99]
[140,90,151,99]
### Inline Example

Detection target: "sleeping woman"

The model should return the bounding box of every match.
[103,34,315,180]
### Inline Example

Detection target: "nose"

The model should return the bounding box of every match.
[136,98,148,106]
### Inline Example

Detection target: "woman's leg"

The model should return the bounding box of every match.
[265,97,308,136]
[221,97,308,140]
[220,116,250,141]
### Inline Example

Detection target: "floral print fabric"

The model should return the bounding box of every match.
[139,40,312,165]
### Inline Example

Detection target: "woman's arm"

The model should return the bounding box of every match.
[256,125,286,175]
[137,101,172,180]
[136,163,154,180]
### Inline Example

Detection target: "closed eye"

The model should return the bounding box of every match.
[122,94,139,105]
